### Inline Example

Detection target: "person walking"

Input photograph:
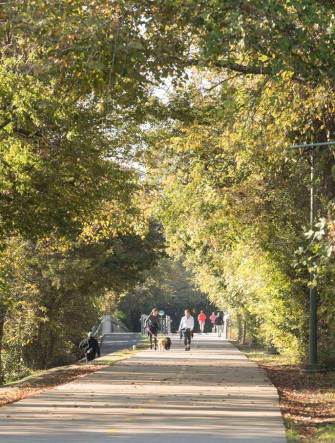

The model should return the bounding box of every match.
[178,309,194,351]
[197,310,207,334]
[144,307,160,350]
[215,312,225,338]
[209,311,217,332]
[79,332,101,362]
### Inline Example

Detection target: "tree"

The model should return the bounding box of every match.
[2,0,335,373]
[117,258,216,332]
[144,69,335,363]
[0,1,175,379]
[0,220,164,380]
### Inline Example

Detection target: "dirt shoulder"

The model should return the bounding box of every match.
[237,344,335,442]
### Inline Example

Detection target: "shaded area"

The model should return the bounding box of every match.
[0,365,102,408]
[0,336,286,443]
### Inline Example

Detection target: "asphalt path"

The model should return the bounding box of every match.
[100,332,141,355]
[0,335,287,443]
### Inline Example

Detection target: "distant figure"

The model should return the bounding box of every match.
[144,307,160,350]
[197,310,207,334]
[215,312,225,337]
[209,312,217,332]
[79,332,101,362]
[178,309,194,351]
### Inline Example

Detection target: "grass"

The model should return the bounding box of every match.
[237,344,335,442]
[286,421,303,442]
[96,341,148,366]
[315,424,335,441]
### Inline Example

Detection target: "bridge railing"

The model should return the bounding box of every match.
[140,314,172,335]
[91,314,129,337]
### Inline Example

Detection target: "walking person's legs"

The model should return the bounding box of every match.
[148,330,156,349]
[217,325,222,337]
[187,330,192,349]
[149,333,153,349]
[183,329,191,350]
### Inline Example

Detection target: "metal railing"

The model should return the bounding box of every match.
[140,314,172,335]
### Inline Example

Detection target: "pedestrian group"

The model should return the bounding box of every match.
[144,308,226,352]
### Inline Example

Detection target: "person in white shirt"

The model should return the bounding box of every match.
[178,309,194,351]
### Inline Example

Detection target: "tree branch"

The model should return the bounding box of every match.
[0,119,11,131]
[188,58,306,83]
[189,58,272,75]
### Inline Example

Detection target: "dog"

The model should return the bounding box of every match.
[158,337,171,351]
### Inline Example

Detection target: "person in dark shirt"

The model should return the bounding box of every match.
[79,332,101,362]
[215,312,225,338]
[144,307,160,350]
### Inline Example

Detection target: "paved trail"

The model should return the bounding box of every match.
[100,333,141,355]
[0,335,286,443]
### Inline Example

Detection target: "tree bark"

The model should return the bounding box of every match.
[242,318,247,345]
[187,58,305,83]
[0,310,6,384]
[236,313,243,342]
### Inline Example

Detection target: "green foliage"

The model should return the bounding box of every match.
[2,1,188,101]
[0,223,164,379]
[2,0,335,380]
[0,59,137,240]
[117,259,216,332]
[315,424,335,442]
[144,51,335,364]
[0,1,171,381]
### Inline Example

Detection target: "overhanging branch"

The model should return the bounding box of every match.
[188,58,306,83]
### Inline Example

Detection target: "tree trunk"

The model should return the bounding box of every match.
[236,313,243,342]
[0,311,5,384]
[242,318,247,345]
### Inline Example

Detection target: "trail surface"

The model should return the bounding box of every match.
[0,335,286,442]
[100,332,140,355]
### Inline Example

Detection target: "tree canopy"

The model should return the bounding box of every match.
[1,1,335,381]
